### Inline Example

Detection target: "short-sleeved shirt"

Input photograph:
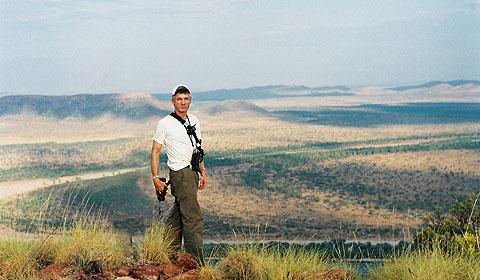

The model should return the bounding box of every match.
[152,113,203,171]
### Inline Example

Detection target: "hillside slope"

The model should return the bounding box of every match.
[0,92,169,120]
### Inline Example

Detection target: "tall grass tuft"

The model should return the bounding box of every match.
[218,237,357,280]
[1,188,129,277]
[369,247,480,280]
[199,265,226,280]
[137,221,178,264]
[260,245,341,280]
[54,218,128,271]
[219,249,263,280]
[0,238,56,279]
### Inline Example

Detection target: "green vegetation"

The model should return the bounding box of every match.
[207,131,480,161]
[367,195,480,279]
[2,132,478,239]
[0,170,157,234]
[0,162,144,182]
[2,130,478,211]
[369,249,480,280]
[217,134,480,208]
[0,138,149,182]
[204,240,412,261]
[274,102,480,127]
[414,192,480,254]
[208,132,480,163]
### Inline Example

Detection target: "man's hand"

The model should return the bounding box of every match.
[153,177,167,192]
[198,173,207,190]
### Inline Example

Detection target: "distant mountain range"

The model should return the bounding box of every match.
[155,84,355,102]
[197,100,269,116]
[158,80,479,101]
[0,92,169,120]
[388,80,480,91]
[0,80,478,119]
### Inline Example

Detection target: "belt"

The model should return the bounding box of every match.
[170,164,192,173]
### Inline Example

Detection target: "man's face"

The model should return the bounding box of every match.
[171,93,192,113]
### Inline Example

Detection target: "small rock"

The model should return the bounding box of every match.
[116,266,131,277]
[159,262,183,277]
[40,263,67,279]
[130,264,162,279]
[169,269,200,280]
[115,277,137,280]
[73,269,114,280]
[175,253,198,270]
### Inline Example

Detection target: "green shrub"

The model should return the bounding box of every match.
[414,192,480,254]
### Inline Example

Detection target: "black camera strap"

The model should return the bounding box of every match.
[169,112,202,148]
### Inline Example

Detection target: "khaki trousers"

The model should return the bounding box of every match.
[167,167,204,265]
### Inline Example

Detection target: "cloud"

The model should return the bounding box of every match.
[471,0,480,8]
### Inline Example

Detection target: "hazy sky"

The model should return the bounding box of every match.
[1,0,479,94]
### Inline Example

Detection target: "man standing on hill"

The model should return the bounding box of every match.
[151,85,207,265]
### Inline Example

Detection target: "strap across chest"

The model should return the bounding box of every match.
[170,112,202,148]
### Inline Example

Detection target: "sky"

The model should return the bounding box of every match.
[0,0,479,94]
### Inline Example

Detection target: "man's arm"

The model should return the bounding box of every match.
[198,160,207,190]
[151,141,166,191]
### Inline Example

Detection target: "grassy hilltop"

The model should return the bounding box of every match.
[0,199,479,279]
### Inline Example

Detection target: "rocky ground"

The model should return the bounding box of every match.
[38,252,350,280]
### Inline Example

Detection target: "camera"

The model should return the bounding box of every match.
[186,124,196,135]
[155,177,171,201]
[191,147,204,172]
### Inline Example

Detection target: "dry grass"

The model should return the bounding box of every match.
[0,112,156,145]
[199,266,226,280]
[217,234,358,280]
[54,219,128,270]
[137,221,178,264]
[198,167,421,239]
[4,106,480,154]
[0,239,49,279]
[0,218,180,278]
[0,137,146,170]
[0,192,130,278]
[196,112,480,151]
[369,248,480,280]
[338,149,480,177]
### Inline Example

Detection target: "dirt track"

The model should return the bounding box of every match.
[0,167,144,200]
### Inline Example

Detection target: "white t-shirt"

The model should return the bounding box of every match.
[152,113,203,171]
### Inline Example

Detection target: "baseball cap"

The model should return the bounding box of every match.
[172,85,191,96]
